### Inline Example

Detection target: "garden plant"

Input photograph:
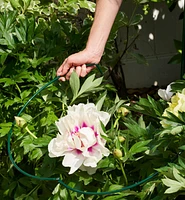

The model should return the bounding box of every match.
[0,0,185,200]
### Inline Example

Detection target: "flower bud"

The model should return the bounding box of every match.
[113,149,123,159]
[118,136,125,143]
[14,116,37,139]
[14,116,26,128]
[117,107,130,117]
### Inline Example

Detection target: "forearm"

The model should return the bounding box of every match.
[85,0,122,59]
[57,0,122,80]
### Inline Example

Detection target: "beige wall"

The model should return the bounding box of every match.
[118,2,183,88]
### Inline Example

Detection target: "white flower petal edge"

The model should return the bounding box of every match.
[158,84,174,101]
[48,103,110,175]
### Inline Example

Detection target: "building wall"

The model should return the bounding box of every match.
[118,2,183,88]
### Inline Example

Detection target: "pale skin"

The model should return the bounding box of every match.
[57,0,123,81]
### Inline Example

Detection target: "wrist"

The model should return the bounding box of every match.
[83,47,102,64]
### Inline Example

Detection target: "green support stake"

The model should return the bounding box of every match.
[181,8,185,79]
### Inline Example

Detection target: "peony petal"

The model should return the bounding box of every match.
[158,89,167,101]
[72,134,82,149]
[83,157,98,168]
[62,151,84,174]
[158,84,174,101]
[79,127,96,148]
[56,115,78,136]
[48,134,67,157]
[80,165,97,175]
[93,142,110,157]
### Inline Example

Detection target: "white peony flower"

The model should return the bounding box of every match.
[48,103,110,175]
[160,89,185,128]
[158,84,174,101]
[178,0,184,9]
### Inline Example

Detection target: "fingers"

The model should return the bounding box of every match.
[86,65,96,74]
[58,64,96,81]
[76,64,96,78]
[65,65,87,80]
[80,64,88,77]
[57,53,97,81]
[57,58,71,77]
[65,67,75,80]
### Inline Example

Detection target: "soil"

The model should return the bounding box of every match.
[126,85,160,100]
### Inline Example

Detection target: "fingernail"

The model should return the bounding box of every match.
[60,77,65,81]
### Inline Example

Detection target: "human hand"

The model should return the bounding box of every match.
[57,49,101,81]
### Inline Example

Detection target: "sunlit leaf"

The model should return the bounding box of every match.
[129,140,151,155]
[96,91,107,111]
[70,71,80,99]
[162,177,184,194]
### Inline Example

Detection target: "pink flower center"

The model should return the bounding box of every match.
[70,122,98,152]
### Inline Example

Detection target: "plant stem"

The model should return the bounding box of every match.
[128,3,138,26]
[15,83,21,94]
[119,161,128,185]
[113,116,120,128]
[25,126,37,139]
[26,184,41,197]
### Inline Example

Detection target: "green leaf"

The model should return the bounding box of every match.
[0,127,12,137]
[129,52,148,65]
[165,111,184,124]
[79,0,96,12]
[178,156,185,169]
[173,39,182,52]
[0,78,15,86]
[20,90,32,100]
[33,135,52,147]
[24,0,32,10]
[9,0,22,10]
[103,191,135,200]
[124,121,147,138]
[171,126,183,135]
[179,145,185,151]
[113,11,129,28]
[29,148,46,161]
[4,32,15,48]
[18,177,32,188]
[15,26,26,43]
[78,74,103,96]
[139,0,149,3]
[147,95,163,116]
[27,16,35,41]
[108,184,123,191]
[30,55,53,68]
[172,167,185,185]
[139,97,151,107]
[129,14,143,26]
[70,73,103,103]
[52,183,60,195]
[168,54,181,64]
[97,157,115,169]
[70,71,80,99]
[0,38,8,45]
[0,53,8,66]
[96,91,107,111]
[20,136,37,154]
[138,115,146,129]
[162,177,184,194]
[4,99,15,109]
[103,195,127,200]
[129,140,151,155]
